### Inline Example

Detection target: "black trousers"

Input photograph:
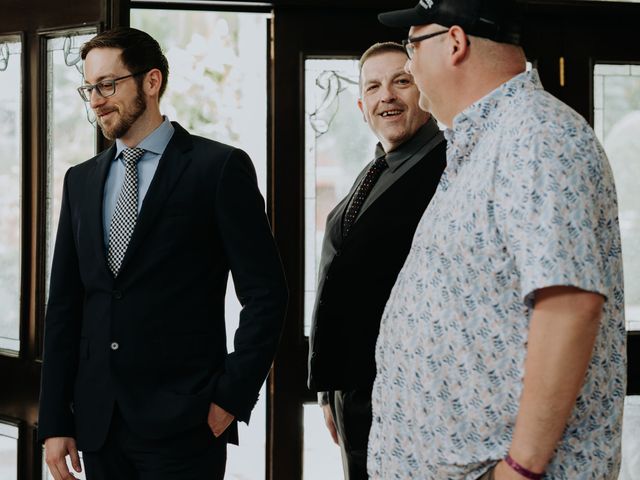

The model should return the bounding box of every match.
[83,408,227,480]
[329,387,373,480]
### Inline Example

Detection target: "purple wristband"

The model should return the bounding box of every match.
[504,454,544,480]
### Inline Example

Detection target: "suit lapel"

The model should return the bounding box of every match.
[117,123,193,276]
[326,196,348,246]
[85,145,116,276]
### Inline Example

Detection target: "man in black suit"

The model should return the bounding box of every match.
[307,42,446,480]
[39,27,288,480]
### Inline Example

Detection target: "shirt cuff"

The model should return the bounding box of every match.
[317,391,330,406]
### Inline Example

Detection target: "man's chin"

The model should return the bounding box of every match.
[98,124,116,141]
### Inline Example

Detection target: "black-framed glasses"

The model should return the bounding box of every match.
[77,69,150,102]
[402,29,449,60]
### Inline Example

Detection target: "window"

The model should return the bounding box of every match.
[0,36,22,353]
[44,30,97,299]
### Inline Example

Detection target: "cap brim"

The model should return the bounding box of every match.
[378,6,430,28]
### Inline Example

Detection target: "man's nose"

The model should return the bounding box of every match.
[404,59,412,75]
[89,89,105,108]
[380,84,396,102]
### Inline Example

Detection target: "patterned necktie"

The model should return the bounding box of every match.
[342,156,388,237]
[107,147,145,276]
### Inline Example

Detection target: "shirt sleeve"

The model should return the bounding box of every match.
[494,114,620,308]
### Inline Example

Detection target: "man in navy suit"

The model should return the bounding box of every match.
[39,27,287,480]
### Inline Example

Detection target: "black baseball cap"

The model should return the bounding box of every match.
[379,0,522,46]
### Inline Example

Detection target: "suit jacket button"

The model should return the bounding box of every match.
[335,250,341,257]
[113,290,123,299]
[110,342,119,351]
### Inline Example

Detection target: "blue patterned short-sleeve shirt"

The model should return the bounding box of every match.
[368,70,626,480]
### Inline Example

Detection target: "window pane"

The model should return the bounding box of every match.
[0,37,22,353]
[0,422,18,480]
[45,31,97,298]
[303,403,343,479]
[620,396,640,479]
[304,59,377,336]
[130,10,269,479]
[593,63,640,331]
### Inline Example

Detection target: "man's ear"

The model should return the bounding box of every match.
[448,26,470,66]
[357,98,367,123]
[144,68,163,96]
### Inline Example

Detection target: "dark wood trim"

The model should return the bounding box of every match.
[265,15,277,480]
[0,357,41,424]
[108,0,131,28]
[18,423,38,480]
[131,0,272,13]
[270,8,305,478]
[31,31,46,363]
[35,32,48,362]
[1,0,103,33]
[18,30,36,363]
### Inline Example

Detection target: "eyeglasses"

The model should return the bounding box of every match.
[77,70,149,102]
[402,29,449,60]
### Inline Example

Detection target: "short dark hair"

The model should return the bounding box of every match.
[359,42,407,71]
[358,42,407,93]
[81,27,169,98]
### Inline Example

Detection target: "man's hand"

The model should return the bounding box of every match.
[44,437,82,480]
[322,404,339,445]
[207,403,235,437]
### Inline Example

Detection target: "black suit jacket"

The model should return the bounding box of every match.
[38,122,288,451]
[308,136,446,392]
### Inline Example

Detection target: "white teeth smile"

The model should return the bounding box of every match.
[381,110,402,117]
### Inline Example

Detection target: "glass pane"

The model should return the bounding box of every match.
[42,448,86,480]
[0,422,19,480]
[45,31,97,298]
[0,36,22,353]
[130,10,269,479]
[304,58,377,336]
[593,63,640,331]
[130,10,267,195]
[303,404,343,480]
[619,396,640,479]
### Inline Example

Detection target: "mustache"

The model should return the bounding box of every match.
[95,107,118,117]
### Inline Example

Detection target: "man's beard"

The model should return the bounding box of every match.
[98,87,146,140]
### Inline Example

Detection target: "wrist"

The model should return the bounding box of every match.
[317,391,330,406]
[504,454,545,479]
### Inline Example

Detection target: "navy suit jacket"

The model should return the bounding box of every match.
[38,122,288,451]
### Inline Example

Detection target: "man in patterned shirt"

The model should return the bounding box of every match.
[370,0,626,479]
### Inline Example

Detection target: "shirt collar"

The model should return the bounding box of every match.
[376,116,441,173]
[445,69,543,147]
[114,116,175,160]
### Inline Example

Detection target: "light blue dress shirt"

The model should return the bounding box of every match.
[102,117,175,246]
